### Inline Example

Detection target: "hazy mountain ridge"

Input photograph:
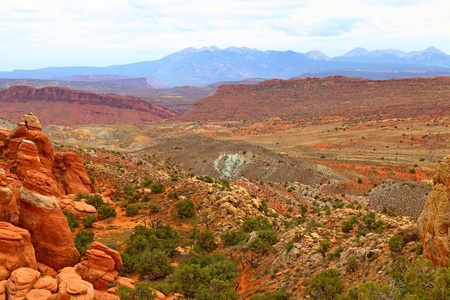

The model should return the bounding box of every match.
[0,46,449,87]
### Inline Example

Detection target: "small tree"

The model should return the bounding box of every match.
[316,239,331,257]
[304,269,344,300]
[195,229,218,252]
[175,199,195,219]
[116,281,156,300]
[389,234,405,253]
[63,210,79,232]
[126,204,140,216]
[82,215,97,228]
[74,229,94,256]
[97,204,117,220]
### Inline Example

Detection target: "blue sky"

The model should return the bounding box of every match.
[0,0,449,70]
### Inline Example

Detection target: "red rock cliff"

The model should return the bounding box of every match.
[0,85,177,126]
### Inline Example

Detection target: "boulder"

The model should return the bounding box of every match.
[56,267,82,285]
[0,186,18,223]
[98,292,120,300]
[3,121,54,174]
[0,222,37,280]
[75,242,122,289]
[37,262,57,277]
[5,267,40,300]
[59,278,94,300]
[418,155,450,266]
[0,280,6,300]
[58,198,97,219]
[33,276,58,293]
[2,113,93,197]
[54,152,94,195]
[18,186,80,270]
[25,289,52,300]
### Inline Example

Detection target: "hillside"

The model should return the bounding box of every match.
[0,85,177,125]
[181,76,450,121]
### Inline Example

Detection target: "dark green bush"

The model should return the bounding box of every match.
[195,228,217,252]
[149,204,161,213]
[120,225,179,278]
[116,282,156,300]
[125,204,140,217]
[82,215,97,228]
[74,229,94,257]
[389,234,405,252]
[220,230,248,247]
[167,252,239,300]
[97,204,117,220]
[241,216,272,232]
[63,210,79,232]
[304,269,344,300]
[175,199,195,219]
[150,182,165,193]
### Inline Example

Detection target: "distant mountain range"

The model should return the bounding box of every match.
[1,46,450,87]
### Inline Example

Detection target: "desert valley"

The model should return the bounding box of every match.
[0,53,449,300]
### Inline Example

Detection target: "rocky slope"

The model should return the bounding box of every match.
[418,155,450,267]
[181,76,450,121]
[0,86,177,126]
[0,112,447,299]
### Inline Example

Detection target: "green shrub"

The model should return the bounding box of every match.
[389,234,405,252]
[116,281,156,300]
[247,229,278,254]
[63,210,79,232]
[120,225,179,278]
[151,282,172,296]
[285,243,294,253]
[316,239,331,257]
[97,204,117,220]
[175,199,195,219]
[125,204,140,216]
[149,204,161,213]
[141,177,153,188]
[74,229,94,257]
[304,269,344,300]
[241,216,272,232]
[82,215,97,228]
[149,182,165,193]
[250,289,292,300]
[199,176,214,183]
[195,228,217,252]
[220,230,248,247]
[84,194,104,209]
[346,255,358,272]
[167,252,239,300]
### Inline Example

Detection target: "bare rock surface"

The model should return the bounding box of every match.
[5,267,40,300]
[0,222,37,281]
[418,155,450,266]
[74,242,122,289]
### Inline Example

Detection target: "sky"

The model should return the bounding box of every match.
[0,0,449,70]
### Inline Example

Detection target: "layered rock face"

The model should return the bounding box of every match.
[74,242,123,289]
[18,187,80,270]
[0,222,37,281]
[418,155,450,266]
[1,113,94,195]
[0,113,96,271]
[181,76,450,121]
[0,113,129,299]
[0,85,177,126]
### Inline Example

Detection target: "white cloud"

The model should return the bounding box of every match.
[0,0,449,70]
